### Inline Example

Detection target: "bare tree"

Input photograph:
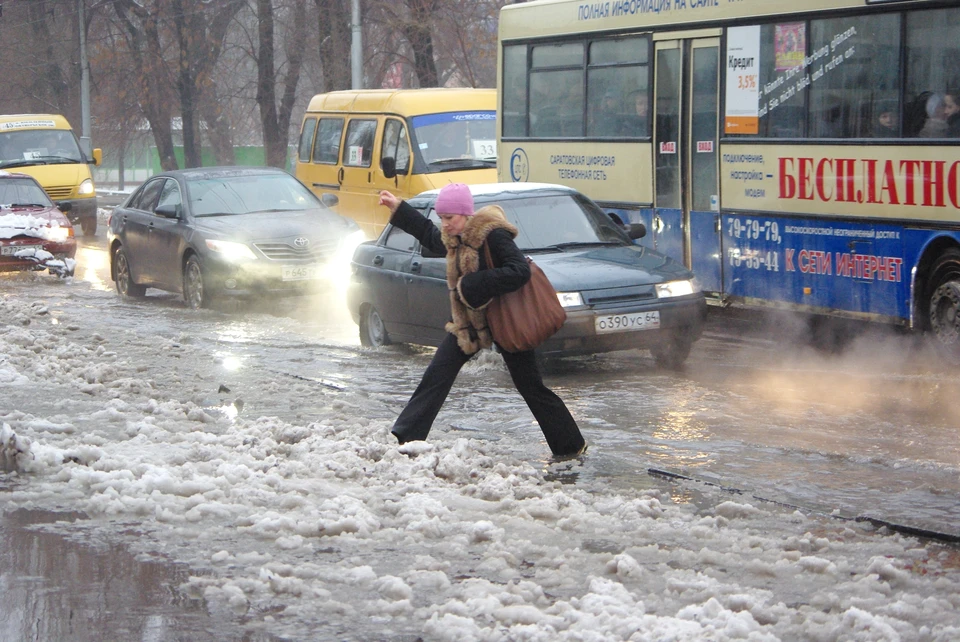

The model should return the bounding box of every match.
[253,0,306,168]
[0,1,81,120]
[171,0,244,167]
[112,0,179,171]
[315,0,351,92]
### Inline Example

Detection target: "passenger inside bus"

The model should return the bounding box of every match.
[620,90,648,136]
[871,100,898,138]
[591,90,621,136]
[915,92,959,138]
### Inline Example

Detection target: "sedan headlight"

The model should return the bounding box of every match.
[47,225,73,242]
[556,291,584,308]
[205,239,257,261]
[656,279,699,298]
[335,229,367,262]
[78,178,95,195]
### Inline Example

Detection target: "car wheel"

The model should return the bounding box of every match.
[81,218,97,237]
[114,246,146,298]
[651,335,692,370]
[183,255,210,310]
[359,305,390,347]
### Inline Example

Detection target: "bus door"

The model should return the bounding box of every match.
[653,36,721,294]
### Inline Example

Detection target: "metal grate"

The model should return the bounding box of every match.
[44,186,73,199]
[583,286,656,306]
[254,238,339,262]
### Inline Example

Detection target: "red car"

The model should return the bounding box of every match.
[0,171,77,277]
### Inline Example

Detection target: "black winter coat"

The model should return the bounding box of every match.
[390,201,530,310]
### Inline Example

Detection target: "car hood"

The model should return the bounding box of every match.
[13,164,87,189]
[0,207,72,239]
[529,244,695,291]
[192,209,357,242]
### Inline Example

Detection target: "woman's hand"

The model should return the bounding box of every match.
[378,190,401,214]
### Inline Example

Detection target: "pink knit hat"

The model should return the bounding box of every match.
[434,183,474,216]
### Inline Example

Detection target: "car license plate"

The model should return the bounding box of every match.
[595,311,660,334]
[1,244,41,256]
[281,264,321,281]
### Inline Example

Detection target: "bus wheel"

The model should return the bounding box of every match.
[927,249,960,361]
[651,335,692,370]
[929,282,960,355]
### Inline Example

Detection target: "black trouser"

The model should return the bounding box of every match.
[391,333,586,456]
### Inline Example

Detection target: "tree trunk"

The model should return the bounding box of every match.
[256,0,306,169]
[403,0,439,88]
[28,2,70,112]
[174,0,202,168]
[316,0,352,91]
[113,0,178,171]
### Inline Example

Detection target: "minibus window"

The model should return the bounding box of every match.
[313,118,344,164]
[382,119,411,174]
[343,119,377,167]
[298,118,317,162]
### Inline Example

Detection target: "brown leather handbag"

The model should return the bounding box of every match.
[484,244,567,353]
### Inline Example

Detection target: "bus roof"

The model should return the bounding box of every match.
[0,114,72,131]
[304,88,495,116]
[500,0,913,40]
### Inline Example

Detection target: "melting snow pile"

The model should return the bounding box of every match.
[2,295,960,641]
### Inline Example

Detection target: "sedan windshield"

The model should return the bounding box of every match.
[0,178,55,208]
[187,174,320,216]
[497,194,631,251]
[411,111,497,168]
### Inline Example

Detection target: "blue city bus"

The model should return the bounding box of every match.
[497,0,960,356]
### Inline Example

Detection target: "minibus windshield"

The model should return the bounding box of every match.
[0,129,84,168]
[411,111,497,170]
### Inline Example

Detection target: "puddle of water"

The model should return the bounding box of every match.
[0,499,279,642]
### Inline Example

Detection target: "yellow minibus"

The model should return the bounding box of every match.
[0,114,102,236]
[296,88,496,237]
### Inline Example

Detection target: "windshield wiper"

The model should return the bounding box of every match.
[195,212,238,217]
[427,158,489,172]
[8,203,50,209]
[542,241,624,250]
[0,159,44,169]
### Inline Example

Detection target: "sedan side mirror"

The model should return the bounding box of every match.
[56,201,73,212]
[627,223,646,240]
[381,156,397,179]
[155,203,181,219]
[321,193,339,208]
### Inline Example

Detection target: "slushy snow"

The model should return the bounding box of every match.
[2,293,960,641]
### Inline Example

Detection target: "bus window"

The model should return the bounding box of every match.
[809,13,900,139]
[503,45,528,137]
[586,36,650,138]
[530,43,584,138]
[298,117,317,162]
[655,47,681,209]
[906,8,960,139]
[313,117,344,164]
[756,24,806,138]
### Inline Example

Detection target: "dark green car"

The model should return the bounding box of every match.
[347,183,707,368]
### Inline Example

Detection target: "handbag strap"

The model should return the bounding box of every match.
[483,241,497,270]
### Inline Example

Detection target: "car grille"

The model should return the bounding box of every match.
[44,186,73,199]
[254,239,339,262]
[583,285,656,306]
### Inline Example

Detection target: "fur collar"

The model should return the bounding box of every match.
[440,205,518,355]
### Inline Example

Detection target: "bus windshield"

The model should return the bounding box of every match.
[411,111,497,170]
[0,129,84,168]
